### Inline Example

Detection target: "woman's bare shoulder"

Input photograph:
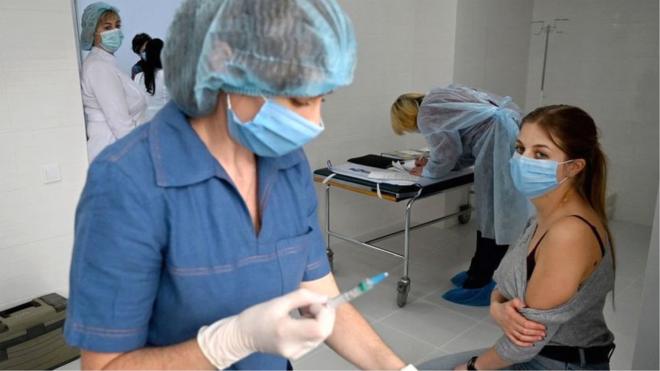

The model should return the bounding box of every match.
[524,216,603,309]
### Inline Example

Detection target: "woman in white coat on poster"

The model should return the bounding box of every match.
[133,38,169,122]
[79,2,146,162]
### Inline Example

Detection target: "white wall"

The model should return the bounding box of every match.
[0,0,88,308]
[525,0,659,226]
[632,197,659,369]
[308,0,459,240]
[75,0,182,75]
[453,0,534,106]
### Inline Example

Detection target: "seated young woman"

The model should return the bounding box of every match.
[419,105,616,370]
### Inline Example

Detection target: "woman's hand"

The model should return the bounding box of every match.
[453,363,468,370]
[410,166,424,176]
[410,156,427,176]
[490,298,546,347]
[414,156,428,167]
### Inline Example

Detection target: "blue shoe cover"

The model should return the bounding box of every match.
[441,281,496,307]
[450,271,469,287]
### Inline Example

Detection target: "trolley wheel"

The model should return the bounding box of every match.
[326,248,335,272]
[458,204,471,224]
[396,277,411,307]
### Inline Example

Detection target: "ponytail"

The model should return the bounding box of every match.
[585,144,608,222]
[584,144,615,271]
[142,38,164,96]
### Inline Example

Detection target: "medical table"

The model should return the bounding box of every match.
[313,164,474,307]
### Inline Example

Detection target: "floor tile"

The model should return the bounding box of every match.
[293,344,356,370]
[379,300,477,348]
[330,241,402,276]
[421,280,492,321]
[439,321,503,354]
[340,272,423,322]
[416,348,450,367]
[371,322,439,365]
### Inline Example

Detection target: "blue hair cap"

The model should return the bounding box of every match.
[163,0,357,117]
[80,2,119,51]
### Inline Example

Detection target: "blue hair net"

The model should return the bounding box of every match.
[162,0,357,117]
[418,85,530,245]
[80,2,119,51]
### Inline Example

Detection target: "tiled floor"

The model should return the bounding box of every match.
[293,219,653,370]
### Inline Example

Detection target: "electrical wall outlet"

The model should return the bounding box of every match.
[41,164,62,184]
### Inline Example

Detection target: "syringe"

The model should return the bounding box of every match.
[327,272,389,308]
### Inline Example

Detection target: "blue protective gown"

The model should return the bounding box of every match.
[418,85,530,245]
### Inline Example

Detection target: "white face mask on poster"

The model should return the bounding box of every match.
[99,28,123,53]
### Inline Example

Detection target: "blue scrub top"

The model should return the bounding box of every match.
[64,102,331,370]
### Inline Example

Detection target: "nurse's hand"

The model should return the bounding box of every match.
[490,298,546,347]
[239,288,335,359]
[197,289,334,369]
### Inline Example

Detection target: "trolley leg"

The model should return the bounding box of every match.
[403,198,414,278]
[458,187,473,224]
[397,276,411,308]
[397,197,417,307]
[325,185,334,271]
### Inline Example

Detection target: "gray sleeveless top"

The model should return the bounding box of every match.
[493,218,615,363]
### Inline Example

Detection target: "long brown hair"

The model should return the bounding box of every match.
[522,105,615,268]
[142,39,164,96]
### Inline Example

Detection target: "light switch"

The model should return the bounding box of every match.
[42,163,62,184]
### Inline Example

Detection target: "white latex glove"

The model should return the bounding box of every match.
[197,289,335,369]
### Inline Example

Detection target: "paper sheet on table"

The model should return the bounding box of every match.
[328,163,419,185]
[327,162,473,187]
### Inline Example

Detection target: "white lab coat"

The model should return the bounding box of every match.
[81,47,147,162]
[133,69,170,122]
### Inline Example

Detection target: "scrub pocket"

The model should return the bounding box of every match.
[276,228,313,293]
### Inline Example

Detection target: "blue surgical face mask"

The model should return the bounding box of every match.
[509,153,574,199]
[226,95,324,157]
[100,28,123,53]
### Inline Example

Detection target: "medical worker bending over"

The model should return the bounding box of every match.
[79,2,146,162]
[65,1,406,370]
[391,85,529,306]
[419,105,616,370]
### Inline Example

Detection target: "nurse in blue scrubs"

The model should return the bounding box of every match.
[64,0,407,370]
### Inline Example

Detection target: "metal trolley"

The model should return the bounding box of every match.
[314,167,474,307]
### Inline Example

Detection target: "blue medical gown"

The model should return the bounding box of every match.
[418,85,530,245]
[64,102,330,370]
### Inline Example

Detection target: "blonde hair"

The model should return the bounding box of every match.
[98,9,119,26]
[391,93,424,135]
